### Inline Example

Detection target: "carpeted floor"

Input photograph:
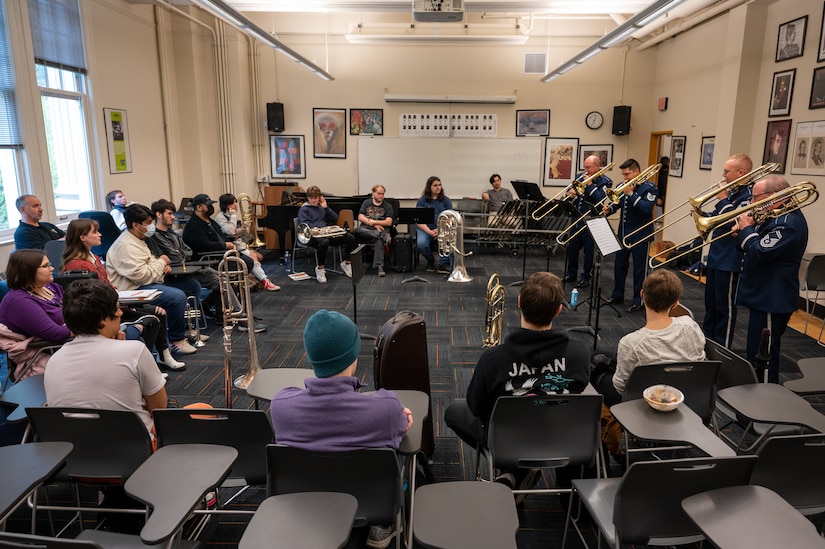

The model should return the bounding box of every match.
[6,240,825,547]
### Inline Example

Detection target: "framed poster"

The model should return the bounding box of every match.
[670,136,686,178]
[762,119,792,174]
[578,144,613,170]
[270,135,306,179]
[810,66,825,110]
[543,137,579,187]
[790,120,825,176]
[313,108,346,158]
[103,108,132,174]
[768,69,795,117]
[349,109,383,136]
[776,15,807,62]
[516,110,550,137]
[819,3,825,63]
[699,136,715,170]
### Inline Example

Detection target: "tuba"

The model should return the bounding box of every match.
[218,250,262,407]
[437,210,473,282]
[238,193,265,249]
[483,273,506,347]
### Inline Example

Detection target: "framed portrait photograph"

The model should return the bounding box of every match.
[270,135,306,179]
[810,66,825,110]
[790,120,825,176]
[349,108,383,136]
[516,110,550,137]
[578,144,613,170]
[312,108,346,158]
[776,16,807,62]
[762,119,792,174]
[699,136,715,170]
[818,3,825,63]
[103,108,132,174]
[670,136,686,178]
[543,137,579,187]
[768,69,795,117]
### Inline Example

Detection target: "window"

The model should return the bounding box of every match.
[0,0,23,231]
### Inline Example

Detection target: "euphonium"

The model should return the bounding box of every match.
[218,250,262,406]
[238,193,265,248]
[437,210,473,283]
[483,273,506,347]
[296,223,347,245]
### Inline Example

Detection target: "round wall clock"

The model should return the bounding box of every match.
[585,111,604,130]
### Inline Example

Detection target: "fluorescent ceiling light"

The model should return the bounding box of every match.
[601,25,640,47]
[345,33,528,44]
[575,46,603,63]
[191,0,334,80]
[384,93,516,104]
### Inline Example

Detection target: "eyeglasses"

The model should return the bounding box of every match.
[39,262,53,269]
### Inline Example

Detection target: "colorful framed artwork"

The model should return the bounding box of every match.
[313,108,346,158]
[578,144,613,170]
[762,119,792,174]
[103,108,132,174]
[349,109,383,136]
[768,68,795,117]
[776,15,807,62]
[543,137,579,187]
[270,135,306,179]
[516,110,550,137]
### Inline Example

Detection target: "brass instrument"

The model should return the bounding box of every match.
[238,193,265,249]
[437,210,473,282]
[218,250,262,406]
[296,223,347,245]
[555,163,661,247]
[622,163,780,249]
[531,162,616,221]
[650,181,819,269]
[483,273,506,347]
[184,295,206,348]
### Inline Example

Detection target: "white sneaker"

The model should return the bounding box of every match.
[341,261,353,277]
[315,267,327,283]
[171,340,197,355]
[159,348,187,370]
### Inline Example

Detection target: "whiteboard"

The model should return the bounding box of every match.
[357,137,543,199]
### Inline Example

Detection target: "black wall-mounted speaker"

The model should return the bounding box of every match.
[266,102,284,133]
[612,105,631,136]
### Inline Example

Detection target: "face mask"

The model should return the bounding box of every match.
[206,205,215,217]
[144,223,156,237]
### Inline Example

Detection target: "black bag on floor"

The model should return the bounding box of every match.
[373,310,434,456]
[390,233,415,273]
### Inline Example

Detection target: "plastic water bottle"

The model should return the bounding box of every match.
[284,251,292,274]
[570,288,579,307]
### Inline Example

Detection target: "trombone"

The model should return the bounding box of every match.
[649,181,819,269]
[556,163,661,247]
[621,163,780,249]
[531,162,615,221]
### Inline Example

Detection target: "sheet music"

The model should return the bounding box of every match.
[587,217,622,256]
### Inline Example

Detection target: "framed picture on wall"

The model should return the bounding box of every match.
[103,108,132,174]
[818,3,825,63]
[516,110,550,137]
[543,137,579,187]
[810,66,825,109]
[270,135,306,179]
[313,108,346,158]
[762,119,792,174]
[768,69,795,117]
[670,136,686,178]
[775,15,807,62]
[349,109,383,136]
[699,136,715,170]
[578,144,613,170]
[789,120,825,176]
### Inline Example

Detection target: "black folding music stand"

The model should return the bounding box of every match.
[348,244,374,339]
[397,207,435,284]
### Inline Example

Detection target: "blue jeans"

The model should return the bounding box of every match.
[138,283,188,342]
[417,229,449,266]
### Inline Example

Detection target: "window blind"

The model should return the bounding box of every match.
[0,0,22,147]
[27,0,86,74]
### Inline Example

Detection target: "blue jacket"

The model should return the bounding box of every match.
[571,173,611,215]
[705,185,751,272]
[298,203,338,228]
[735,209,808,314]
[606,180,657,246]
[415,196,453,230]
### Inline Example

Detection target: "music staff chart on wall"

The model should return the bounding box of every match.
[399,113,498,137]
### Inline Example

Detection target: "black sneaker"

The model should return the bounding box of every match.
[425,261,436,272]
[437,263,452,274]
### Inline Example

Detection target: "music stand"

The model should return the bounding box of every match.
[511,180,546,202]
[348,244,374,339]
[397,207,435,284]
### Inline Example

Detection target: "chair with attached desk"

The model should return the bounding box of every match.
[481,394,605,502]
[801,253,825,343]
[784,356,825,398]
[561,455,758,549]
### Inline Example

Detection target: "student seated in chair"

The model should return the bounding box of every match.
[353,184,393,278]
[297,186,357,284]
[270,309,412,548]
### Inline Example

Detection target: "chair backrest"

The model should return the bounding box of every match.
[623,361,721,425]
[266,444,402,527]
[806,254,825,292]
[26,407,153,483]
[704,339,758,390]
[751,433,825,514]
[613,456,758,545]
[44,240,66,272]
[0,532,103,548]
[487,394,603,470]
[153,408,274,485]
[668,303,694,319]
[78,211,121,258]
[336,209,354,231]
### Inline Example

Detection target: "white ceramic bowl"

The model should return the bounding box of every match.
[643,384,684,412]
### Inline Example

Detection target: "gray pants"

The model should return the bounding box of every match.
[354,226,391,268]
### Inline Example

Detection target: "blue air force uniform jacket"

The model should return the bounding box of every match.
[606,180,658,247]
[571,174,612,219]
[735,209,808,314]
[704,186,752,272]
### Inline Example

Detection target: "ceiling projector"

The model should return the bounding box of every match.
[413,0,465,23]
